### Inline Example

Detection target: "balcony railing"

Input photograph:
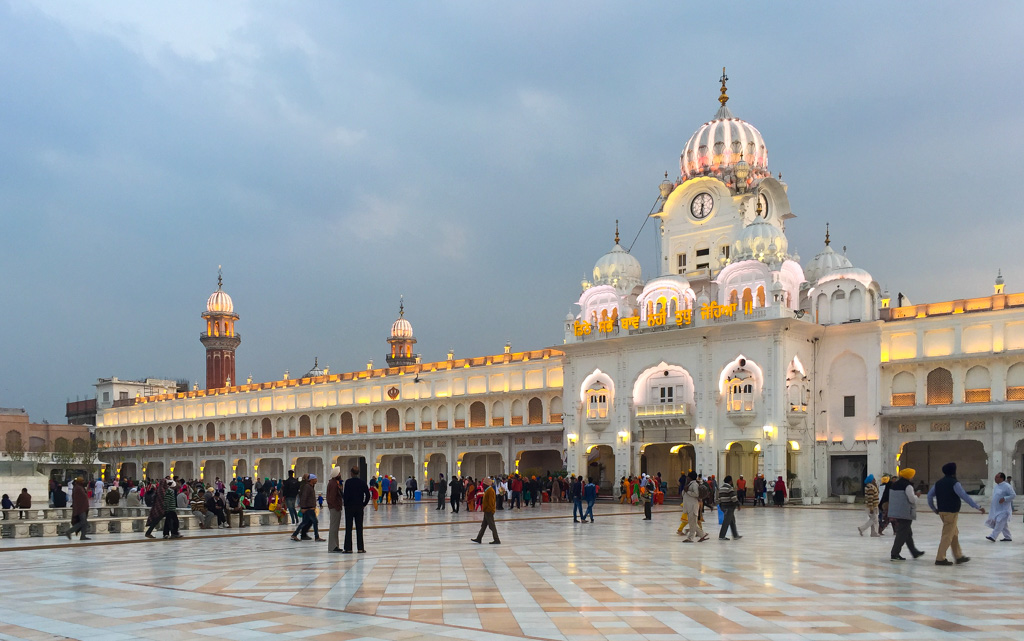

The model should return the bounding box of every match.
[635,403,688,418]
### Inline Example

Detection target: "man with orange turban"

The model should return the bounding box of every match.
[882,468,925,562]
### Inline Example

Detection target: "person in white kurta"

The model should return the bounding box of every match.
[986,473,1015,542]
[93,479,104,507]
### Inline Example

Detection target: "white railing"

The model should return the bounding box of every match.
[635,403,688,418]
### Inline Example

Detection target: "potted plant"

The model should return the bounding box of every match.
[837,476,858,503]
[811,485,821,505]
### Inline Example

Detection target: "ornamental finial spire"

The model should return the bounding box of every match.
[399,295,405,317]
[217,265,223,289]
[719,67,729,107]
[824,223,831,247]
[614,219,620,245]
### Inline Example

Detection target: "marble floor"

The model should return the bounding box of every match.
[0,500,1021,641]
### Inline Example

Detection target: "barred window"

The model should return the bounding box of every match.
[926,368,953,405]
[898,423,917,433]
[966,421,986,431]
[930,422,950,432]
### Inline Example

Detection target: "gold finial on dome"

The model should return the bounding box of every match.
[718,67,729,107]
[824,222,831,247]
[217,265,223,289]
[399,294,405,317]
[614,219,620,245]
[755,196,762,217]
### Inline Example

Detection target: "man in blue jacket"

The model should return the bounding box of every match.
[582,477,597,523]
[927,462,985,566]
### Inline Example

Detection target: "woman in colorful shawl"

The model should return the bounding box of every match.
[620,477,630,504]
[144,480,167,538]
[632,477,643,505]
[466,479,477,512]
[268,489,287,524]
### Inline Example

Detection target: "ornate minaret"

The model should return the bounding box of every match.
[201,268,240,389]
[386,297,417,367]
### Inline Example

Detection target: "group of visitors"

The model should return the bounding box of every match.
[855,464,1016,564]
[433,472,559,513]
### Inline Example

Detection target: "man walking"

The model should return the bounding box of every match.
[93,477,104,508]
[683,471,709,543]
[583,477,597,523]
[571,475,584,523]
[342,466,371,553]
[510,475,523,509]
[292,474,323,541]
[162,479,182,539]
[66,477,91,541]
[436,473,447,510]
[327,467,344,552]
[471,478,500,544]
[926,463,984,565]
[718,475,741,540]
[857,475,881,537]
[986,472,1015,542]
[883,468,923,561]
[449,475,462,513]
[283,470,300,525]
[736,475,747,507]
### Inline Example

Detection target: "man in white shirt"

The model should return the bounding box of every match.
[93,478,104,507]
[986,472,1016,542]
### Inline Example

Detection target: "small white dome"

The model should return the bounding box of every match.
[593,242,642,292]
[206,289,233,313]
[734,219,788,262]
[390,317,413,338]
[304,358,327,378]
[817,265,874,290]
[804,244,853,284]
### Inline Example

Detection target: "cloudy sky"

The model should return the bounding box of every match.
[2,2,1022,422]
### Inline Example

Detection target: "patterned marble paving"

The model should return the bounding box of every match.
[1,501,1023,640]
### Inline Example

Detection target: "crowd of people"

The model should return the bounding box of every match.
[19,460,1018,567]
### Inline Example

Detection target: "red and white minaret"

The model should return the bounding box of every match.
[201,268,240,389]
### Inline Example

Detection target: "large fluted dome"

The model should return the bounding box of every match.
[206,288,233,313]
[391,317,413,338]
[681,104,769,182]
[593,242,642,291]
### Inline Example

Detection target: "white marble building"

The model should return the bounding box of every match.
[95,73,1024,499]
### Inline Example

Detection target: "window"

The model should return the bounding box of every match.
[658,386,674,404]
[696,262,709,270]
[720,245,730,259]
[587,388,609,419]
[727,377,754,412]
[677,253,686,268]
[119,391,129,400]
[926,368,953,405]
[103,392,110,402]
[696,248,710,257]
[843,395,855,417]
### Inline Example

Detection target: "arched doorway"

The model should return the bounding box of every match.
[379,453,416,482]
[899,440,987,493]
[460,452,504,479]
[426,452,447,485]
[254,457,284,482]
[586,444,615,493]
[201,460,227,484]
[145,461,164,481]
[518,450,562,478]
[725,441,760,484]
[640,443,695,492]
[171,460,194,481]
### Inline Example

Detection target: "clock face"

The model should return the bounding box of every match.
[757,193,770,219]
[690,192,713,219]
